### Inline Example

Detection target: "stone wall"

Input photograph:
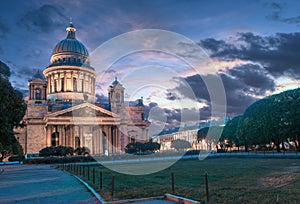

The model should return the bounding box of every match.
[26,122,46,153]
[27,104,48,119]
[14,126,27,153]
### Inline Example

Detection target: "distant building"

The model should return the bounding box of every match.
[15,22,149,154]
[152,120,228,151]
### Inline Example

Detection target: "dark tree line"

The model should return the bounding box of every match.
[0,61,26,161]
[219,88,300,152]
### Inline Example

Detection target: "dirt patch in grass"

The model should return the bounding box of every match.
[262,174,295,188]
[261,165,300,188]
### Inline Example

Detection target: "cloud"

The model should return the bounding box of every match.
[0,18,10,38]
[227,63,275,95]
[265,2,300,25]
[145,102,201,129]
[11,66,36,80]
[169,63,275,117]
[165,92,177,101]
[264,2,284,10]
[96,94,108,103]
[282,16,300,24]
[18,4,67,32]
[200,32,300,79]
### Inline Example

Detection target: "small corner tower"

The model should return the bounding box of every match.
[27,69,48,119]
[108,77,125,113]
[28,69,47,103]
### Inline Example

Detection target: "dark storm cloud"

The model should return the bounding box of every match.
[200,32,300,78]
[199,38,238,54]
[169,64,275,117]
[227,64,275,95]
[18,4,67,32]
[96,94,108,103]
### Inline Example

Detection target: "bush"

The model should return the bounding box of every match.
[8,155,25,162]
[39,146,74,157]
[125,142,160,154]
[74,147,90,156]
[125,142,144,154]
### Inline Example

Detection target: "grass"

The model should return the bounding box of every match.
[61,157,300,204]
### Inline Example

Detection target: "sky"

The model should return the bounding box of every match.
[1,0,300,128]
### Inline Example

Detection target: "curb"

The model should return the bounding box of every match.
[73,175,107,204]
[165,193,201,204]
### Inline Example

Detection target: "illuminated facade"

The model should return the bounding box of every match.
[15,22,149,154]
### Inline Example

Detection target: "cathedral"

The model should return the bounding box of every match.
[15,22,149,155]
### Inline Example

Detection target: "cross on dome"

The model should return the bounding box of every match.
[66,18,76,39]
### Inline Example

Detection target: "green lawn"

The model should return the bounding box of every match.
[61,158,300,203]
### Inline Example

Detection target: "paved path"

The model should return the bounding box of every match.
[0,164,99,204]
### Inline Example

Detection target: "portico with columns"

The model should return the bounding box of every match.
[44,103,122,155]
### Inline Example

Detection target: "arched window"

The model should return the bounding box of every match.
[128,130,137,143]
[75,136,80,149]
[81,79,84,92]
[51,132,59,146]
[73,77,77,92]
[115,93,120,102]
[141,113,145,120]
[54,79,58,92]
[35,89,41,100]
[61,78,64,92]
[102,132,107,155]
[129,136,136,143]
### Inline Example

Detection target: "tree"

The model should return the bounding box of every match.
[197,126,223,151]
[143,141,160,152]
[197,127,209,142]
[238,88,300,152]
[221,115,243,151]
[171,139,191,150]
[125,142,160,154]
[0,61,26,161]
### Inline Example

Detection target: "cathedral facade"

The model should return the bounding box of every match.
[15,22,149,155]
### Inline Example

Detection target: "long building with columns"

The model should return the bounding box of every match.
[15,22,149,155]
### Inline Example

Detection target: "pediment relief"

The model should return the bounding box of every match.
[46,102,119,119]
[60,107,112,117]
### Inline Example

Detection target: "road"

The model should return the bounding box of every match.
[0,164,99,204]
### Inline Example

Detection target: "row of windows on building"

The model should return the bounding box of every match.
[49,77,94,94]
[53,57,88,64]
